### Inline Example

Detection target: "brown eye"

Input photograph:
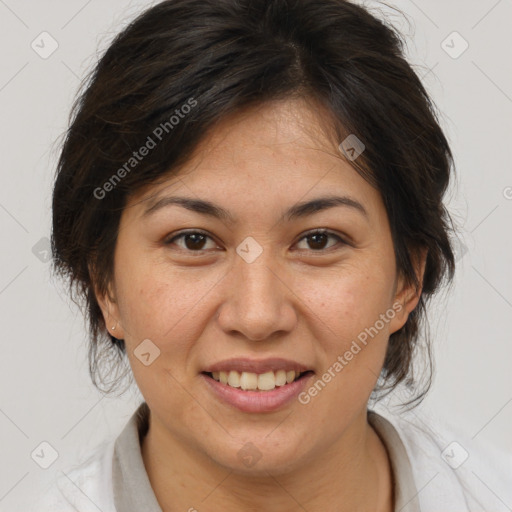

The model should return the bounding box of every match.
[165,230,218,252]
[295,230,346,251]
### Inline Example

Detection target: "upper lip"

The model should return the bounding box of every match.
[202,358,312,374]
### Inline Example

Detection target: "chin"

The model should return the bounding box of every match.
[207,435,310,476]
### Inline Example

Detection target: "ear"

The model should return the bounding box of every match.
[388,247,428,335]
[89,264,125,339]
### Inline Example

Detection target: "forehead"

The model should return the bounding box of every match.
[128,98,383,222]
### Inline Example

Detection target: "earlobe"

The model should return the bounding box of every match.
[101,295,125,339]
[91,274,124,339]
[389,247,428,334]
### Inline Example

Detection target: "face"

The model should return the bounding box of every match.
[98,97,424,475]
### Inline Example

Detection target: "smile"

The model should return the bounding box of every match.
[204,370,310,391]
[201,369,314,413]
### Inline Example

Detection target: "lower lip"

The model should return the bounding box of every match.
[201,372,314,413]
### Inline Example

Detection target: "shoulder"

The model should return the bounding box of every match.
[372,402,512,512]
[28,438,117,512]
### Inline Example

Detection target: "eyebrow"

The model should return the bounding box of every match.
[142,194,368,223]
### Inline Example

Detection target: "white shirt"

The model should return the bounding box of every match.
[29,402,512,511]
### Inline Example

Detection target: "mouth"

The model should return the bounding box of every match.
[201,369,315,413]
[200,357,315,412]
[202,369,314,392]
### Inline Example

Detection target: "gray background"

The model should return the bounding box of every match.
[1,0,511,509]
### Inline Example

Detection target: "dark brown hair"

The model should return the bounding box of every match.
[51,0,457,405]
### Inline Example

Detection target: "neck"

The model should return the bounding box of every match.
[141,409,393,512]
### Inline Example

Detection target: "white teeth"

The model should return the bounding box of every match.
[257,371,276,391]
[211,370,304,391]
[240,371,258,390]
[275,369,287,387]
[228,370,241,388]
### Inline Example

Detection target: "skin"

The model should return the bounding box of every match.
[97,97,427,512]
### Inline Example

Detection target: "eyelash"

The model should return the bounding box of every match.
[164,229,347,254]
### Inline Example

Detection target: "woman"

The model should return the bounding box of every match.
[39,0,510,510]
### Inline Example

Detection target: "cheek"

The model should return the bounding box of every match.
[298,266,394,343]
[115,266,219,406]
[294,273,393,425]
[115,259,224,354]
[293,265,395,402]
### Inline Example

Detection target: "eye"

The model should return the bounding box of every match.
[294,229,346,252]
[164,230,219,252]
[164,228,347,254]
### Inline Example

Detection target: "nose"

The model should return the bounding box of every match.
[215,249,297,342]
